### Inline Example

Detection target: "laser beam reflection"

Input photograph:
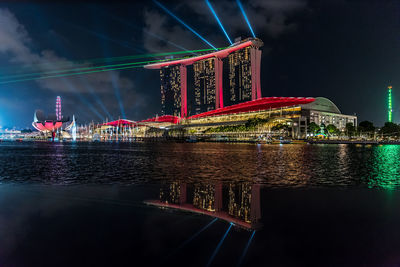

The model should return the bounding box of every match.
[237,0,256,38]
[206,223,233,267]
[237,230,256,266]
[153,0,217,50]
[206,0,232,45]
[165,218,218,261]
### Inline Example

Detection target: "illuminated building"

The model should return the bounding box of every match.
[32,97,70,133]
[224,41,262,106]
[388,85,393,122]
[181,97,357,139]
[145,38,263,118]
[193,58,217,114]
[160,65,182,117]
[300,97,357,137]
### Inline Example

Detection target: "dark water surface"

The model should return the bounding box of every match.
[1,142,400,266]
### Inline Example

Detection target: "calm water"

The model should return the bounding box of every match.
[1,142,400,188]
[1,142,400,266]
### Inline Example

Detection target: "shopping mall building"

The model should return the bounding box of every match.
[178,96,357,139]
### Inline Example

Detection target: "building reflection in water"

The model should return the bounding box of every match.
[147,181,262,230]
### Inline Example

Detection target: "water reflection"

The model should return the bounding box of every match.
[146,181,262,230]
[3,142,400,189]
[367,145,400,189]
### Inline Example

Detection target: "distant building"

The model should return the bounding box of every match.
[299,97,358,137]
[32,96,70,133]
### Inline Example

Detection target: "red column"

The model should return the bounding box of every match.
[214,182,223,212]
[214,58,224,109]
[250,184,261,226]
[250,48,262,100]
[255,49,262,99]
[180,65,187,117]
[179,183,187,204]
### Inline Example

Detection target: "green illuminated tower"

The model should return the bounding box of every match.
[388,85,393,122]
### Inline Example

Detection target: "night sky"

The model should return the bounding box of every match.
[0,0,398,128]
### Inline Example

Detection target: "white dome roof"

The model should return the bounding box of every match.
[301,97,341,114]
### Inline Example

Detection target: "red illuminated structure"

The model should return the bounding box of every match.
[102,115,181,127]
[32,97,70,137]
[102,119,136,127]
[102,98,314,127]
[145,38,263,117]
[139,115,180,124]
[188,97,315,119]
[32,120,64,132]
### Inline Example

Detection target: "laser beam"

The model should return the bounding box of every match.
[207,223,233,267]
[61,78,105,121]
[154,0,217,50]
[0,59,166,81]
[81,78,114,121]
[0,47,226,79]
[237,230,256,266]
[165,218,218,262]
[102,11,195,55]
[59,19,146,54]
[236,0,256,38]
[0,64,147,85]
[206,0,232,45]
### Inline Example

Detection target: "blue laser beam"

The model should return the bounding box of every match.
[42,25,112,122]
[237,230,256,266]
[59,19,145,54]
[164,218,218,262]
[206,0,232,45]
[110,71,126,119]
[207,223,233,267]
[153,0,217,50]
[81,79,114,121]
[177,218,218,250]
[62,79,105,121]
[103,12,196,55]
[236,0,256,38]
[100,30,127,121]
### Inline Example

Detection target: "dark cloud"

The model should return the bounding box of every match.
[142,0,307,53]
[0,8,138,97]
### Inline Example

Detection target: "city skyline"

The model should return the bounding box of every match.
[0,0,399,128]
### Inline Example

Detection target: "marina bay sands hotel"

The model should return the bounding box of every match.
[145,37,263,117]
[142,37,357,138]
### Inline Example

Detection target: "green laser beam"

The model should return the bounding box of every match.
[0,64,149,85]
[0,58,169,80]
[0,47,227,73]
